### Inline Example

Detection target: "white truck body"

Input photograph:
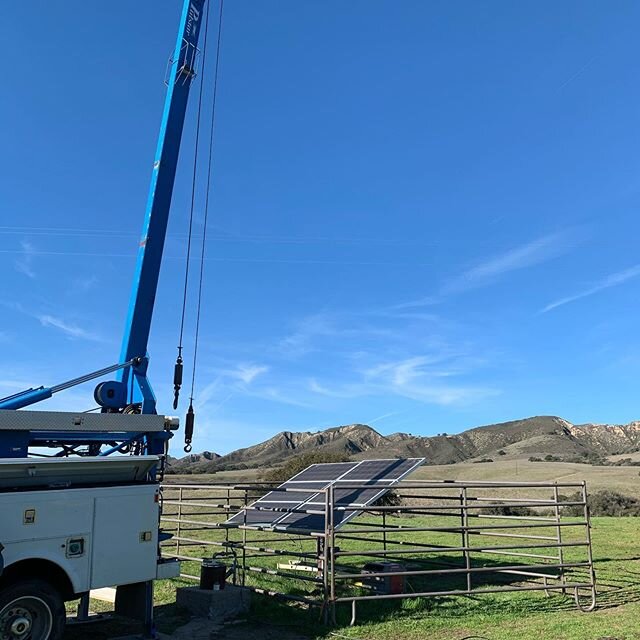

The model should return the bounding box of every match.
[0,456,179,596]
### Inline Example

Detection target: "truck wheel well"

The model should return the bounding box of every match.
[0,559,75,601]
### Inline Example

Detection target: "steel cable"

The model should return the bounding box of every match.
[173,0,213,411]
[188,0,225,404]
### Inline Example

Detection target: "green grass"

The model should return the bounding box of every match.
[240,516,640,640]
[145,513,640,639]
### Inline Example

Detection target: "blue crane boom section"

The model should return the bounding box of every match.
[0,0,207,417]
[118,0,207,413]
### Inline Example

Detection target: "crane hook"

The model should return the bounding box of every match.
[184,400,195,453]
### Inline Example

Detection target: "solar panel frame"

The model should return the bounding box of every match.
[224,458,424,533]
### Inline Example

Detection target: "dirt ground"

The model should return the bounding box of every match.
[63,615,312,640]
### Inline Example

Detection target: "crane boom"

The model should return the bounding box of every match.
[118,0,207,413]
[0,0,208,417]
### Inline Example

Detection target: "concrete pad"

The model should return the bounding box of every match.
[176,586,251,624]
[91,587,117,603]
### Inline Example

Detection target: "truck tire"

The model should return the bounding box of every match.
[0,579,65,640]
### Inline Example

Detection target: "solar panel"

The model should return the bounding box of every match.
[225,458,424,533]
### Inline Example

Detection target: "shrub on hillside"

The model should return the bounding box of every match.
[560,490,640,517]
[481,502,534,517]
[563,452,607,465]
[263,452,350,484]
[610,458,640,467]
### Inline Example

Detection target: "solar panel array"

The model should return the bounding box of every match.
[225,458,424,533]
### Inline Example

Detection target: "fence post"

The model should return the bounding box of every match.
[581,481,597,607]
[552,484,565,592]
[242,488,248,587]
[176,486,183,558]
[330,484,337,625]
[382,509,387,552]
[225,487,231,548]
[459,488,465,566]
[462,486,472,592]
[322,487,330,624]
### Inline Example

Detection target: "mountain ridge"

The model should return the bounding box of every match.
[166,416,640,474]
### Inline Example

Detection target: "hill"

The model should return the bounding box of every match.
[166,415,640,475]
[166,450,220,474]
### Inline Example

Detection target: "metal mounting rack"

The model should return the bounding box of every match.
[0,409,178,459]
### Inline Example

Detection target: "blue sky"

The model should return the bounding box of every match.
[2,1,640,455]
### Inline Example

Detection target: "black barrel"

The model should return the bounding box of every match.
[200,559,226,590]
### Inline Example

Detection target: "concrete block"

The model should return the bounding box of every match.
[91,587,117,603]
[175,585,251,624]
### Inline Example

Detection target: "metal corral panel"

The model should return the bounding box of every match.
[0,456,159,489]
[0,409,168,432]
[225,458,424,533]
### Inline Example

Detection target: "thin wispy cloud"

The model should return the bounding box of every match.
[392,230,578,310]
[556,55,599,92]
[251,386,315,408]
[443,231,570,295]
[364,355,498,406]
[37,314,101,341]
[541,264,640,313]
[308,378,363,399]
[277,314,334,358]
[391,296,440,311]
[366,411,400,426]
[2,303,103,343]
[193,362,275,415]
[277,312,395,359]
[232,363,269,384]
[206,363,270,386]
[366,356,442,386]
[307,352,498,407]
[14,240,36,278]
[71,275,99,293]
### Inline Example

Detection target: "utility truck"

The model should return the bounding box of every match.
[0,451,179,640]
[0,1,210,638]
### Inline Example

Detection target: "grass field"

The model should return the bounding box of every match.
[75,515,635,640]
[413,460,640,500]
[168,458,640,500]
[152,515,639,640]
